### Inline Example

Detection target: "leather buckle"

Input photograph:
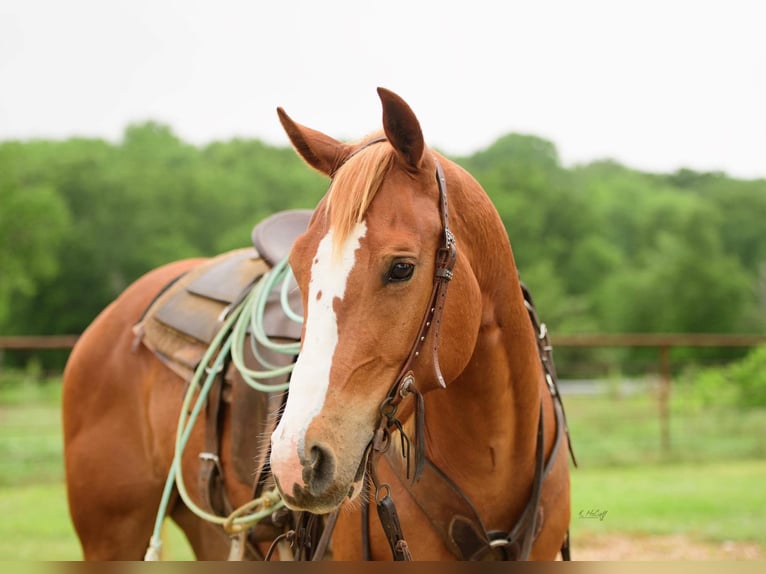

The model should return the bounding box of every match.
[199,451,223,473]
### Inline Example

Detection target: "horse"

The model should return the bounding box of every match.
[269,87,573,560]
[62,87,573,561]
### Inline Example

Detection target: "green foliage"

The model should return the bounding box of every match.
[681,346,766,409]
[573,162,757,336]
[0,179,71,325]
[0,124,326,349]
[1,124,764,371]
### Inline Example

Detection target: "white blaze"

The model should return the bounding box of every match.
[270,222,367,482]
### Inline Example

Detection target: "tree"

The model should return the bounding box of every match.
[0,182,71,326]
[2,126,763,374]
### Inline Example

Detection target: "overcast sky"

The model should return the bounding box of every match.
[1,0,764,178]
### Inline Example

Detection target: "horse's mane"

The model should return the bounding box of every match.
[325,136,395,251]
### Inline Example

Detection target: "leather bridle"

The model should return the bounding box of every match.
[334,136,457,485]
[371,153,456,482]
[340,138,457,401]
[388,156,457,393]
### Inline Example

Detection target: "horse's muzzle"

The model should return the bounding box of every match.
[272,440,371,514]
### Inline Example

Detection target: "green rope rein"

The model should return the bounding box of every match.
[144,256,302,560]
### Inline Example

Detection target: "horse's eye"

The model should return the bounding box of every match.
[387,261,415,283]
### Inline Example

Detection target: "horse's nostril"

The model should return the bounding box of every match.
[310,445,321,468]
[304,443,335,496]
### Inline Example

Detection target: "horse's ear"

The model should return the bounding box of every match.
[277,107,353,177]
[377,87,425,168]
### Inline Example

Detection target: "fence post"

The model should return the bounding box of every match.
[658,344,671,454]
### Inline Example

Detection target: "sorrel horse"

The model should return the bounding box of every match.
[268,88,573,560]
[62,87,572,561]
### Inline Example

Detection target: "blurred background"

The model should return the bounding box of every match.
[0,0,764,560]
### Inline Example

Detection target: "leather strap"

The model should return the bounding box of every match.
[198,367,232,518]
[560,530,572,561]
[389,158,456,393]
[382,390,567,560]
[376,157,456,484]
[361,495,372,560]
[375,486,413,560]
[521,281,577,468]
[311,509,339,561]
[369,280,575,561]
[383,452,487,560]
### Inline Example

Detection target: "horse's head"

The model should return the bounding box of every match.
[269,88,483,513]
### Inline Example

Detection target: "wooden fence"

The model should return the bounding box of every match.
[3,332,764,351]
[0,335,80,350]
[2,332,765,453]
[552,333,766,453]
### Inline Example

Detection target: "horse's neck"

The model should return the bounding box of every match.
[421,165,544,525]
[423,277,542,484]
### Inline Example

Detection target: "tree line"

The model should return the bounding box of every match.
[1,122,764,370]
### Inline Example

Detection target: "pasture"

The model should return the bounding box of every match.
[0,372,764,560]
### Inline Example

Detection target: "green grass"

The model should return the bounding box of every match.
[0,483,195,560]
[570,460,766,545]
[0,379,64,487]
[0,372,764,560]
[0,483,81,560]
[564,387,766,466]
[2,461,763,560]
